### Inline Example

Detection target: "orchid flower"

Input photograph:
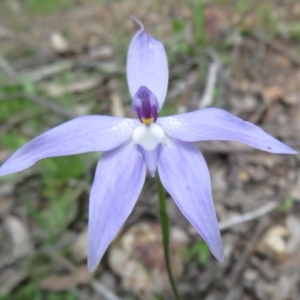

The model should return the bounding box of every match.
[0,20,297,273]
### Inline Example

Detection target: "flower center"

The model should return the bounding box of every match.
[132,123,164,151]
[132,86,159,126]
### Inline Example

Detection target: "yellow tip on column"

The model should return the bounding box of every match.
[141,118,154,126]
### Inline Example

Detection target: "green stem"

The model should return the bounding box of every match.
[156,175,181,300]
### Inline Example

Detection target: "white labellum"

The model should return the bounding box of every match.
[132,123,164,151]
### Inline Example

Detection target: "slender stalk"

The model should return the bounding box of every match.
[156,175,181,300]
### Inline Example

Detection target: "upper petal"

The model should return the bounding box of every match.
[158,108,297,154]
[126,18,169,108]
[88,142,146,272]
[0,116,138,176]
[158,139,224,261]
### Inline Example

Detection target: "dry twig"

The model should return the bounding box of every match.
[90,281,122,300]
[219,201,279,231]
[199,49,220,108]
[24,60,74,82]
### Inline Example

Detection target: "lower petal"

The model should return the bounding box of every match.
[158,139,224,262]
[88,142,146,272]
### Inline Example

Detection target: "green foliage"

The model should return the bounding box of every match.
[186,241,210,266]
[258,5,278,37]
[21,185,66,240]
[41,156,85,184]
[24,0,75,15]
[172,18,185,34]
[278,197,294,213]
[287,22,300,42]
[1,282,80,300]
[1,133,28,150]
[29,155,95,240]
[0,97,35,122]
[0,83,42,151]
[171,18,189,54]
[8,282,42,300]
[235,0,251,13]
[157,175,181,300]
[22,78,37,95]
[43,187,78,237]
[159,105,178,117]
[192,0,206,45]
[30,155,90,238]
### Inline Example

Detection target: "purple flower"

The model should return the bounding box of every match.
[0,19,297,272]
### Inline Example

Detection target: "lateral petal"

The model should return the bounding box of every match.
[158,139,224,262]
[126,18,169,108]
[0,116,138,176]
[158,108,297,154]
[88,142,146,272]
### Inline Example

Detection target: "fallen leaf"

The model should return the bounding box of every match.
[51,32,71,54]
[263,86,284,103]
[255,224,288,262]
[4,215,34,259]
[286,215,300,255]
[71,227,88,262]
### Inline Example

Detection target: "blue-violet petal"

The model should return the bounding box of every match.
[126,18,169,108]
[88,142,146,272]
[0,116,137,176]
[158,139,224,262]
[158,108,297,154]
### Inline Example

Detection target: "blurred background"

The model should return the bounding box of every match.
[0,0,300,299]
